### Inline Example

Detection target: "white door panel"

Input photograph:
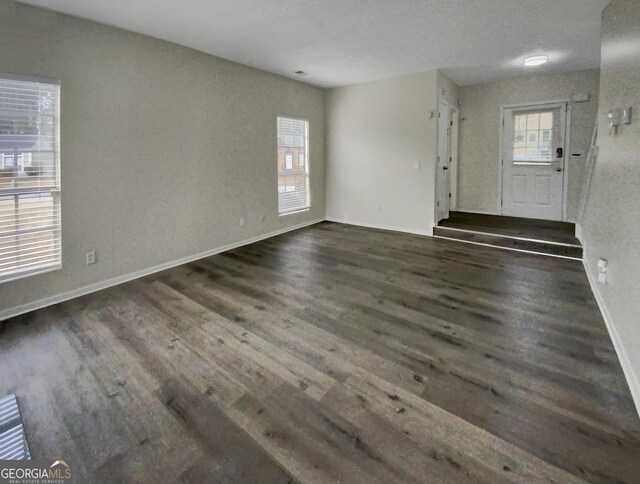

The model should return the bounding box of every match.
[501,103,566,221]
[535,175,551,205]
[436,100,450,223]
[512,175,526,203]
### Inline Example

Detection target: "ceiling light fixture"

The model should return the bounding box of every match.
[523,55,548,67]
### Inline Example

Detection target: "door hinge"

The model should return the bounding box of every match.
[450,120,453,126]
[449,156,452,162]
[438,112,441,118]
[437,201,440,207]
[449,193,451,198]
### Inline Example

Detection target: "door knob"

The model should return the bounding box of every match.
[556,167,562,172]
[443,166,448,170]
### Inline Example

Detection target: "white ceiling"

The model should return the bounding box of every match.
[19,0,609,88]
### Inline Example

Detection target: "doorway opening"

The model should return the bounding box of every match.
[435,99,459,224]
[434,100,582,259]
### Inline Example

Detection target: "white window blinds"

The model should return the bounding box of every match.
[277,116,310,214]
[0,77,61,283]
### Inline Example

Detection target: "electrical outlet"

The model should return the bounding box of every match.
[259,214,265,223]
[240,217,245,227]
[86,251,96,265]
[597,258,608,284]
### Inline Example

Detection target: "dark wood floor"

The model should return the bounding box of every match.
[1,221,639,483]
[439,212,581,245]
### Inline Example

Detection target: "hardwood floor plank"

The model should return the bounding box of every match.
[158,379,295,484]
[1,221,639,483]
[334,370,585,483]
[139,280,337,401]
[228,382,420,484]
[192,247,633,425]
[158,266,427,394]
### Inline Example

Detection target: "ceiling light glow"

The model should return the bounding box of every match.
[523,55,548,67]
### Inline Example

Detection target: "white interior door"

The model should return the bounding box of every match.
[501,103,566,221]
[436,100,450,223]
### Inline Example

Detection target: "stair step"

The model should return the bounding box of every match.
[433,226,583,260]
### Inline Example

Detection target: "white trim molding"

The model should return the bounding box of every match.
[453,208,500,216]
[450,109,460,211]
[435,225,582,248]
[325,217,433,237]
[582,248,640,417]
[575,222,583,244]
[433,235,582,261]
[0,218,324,322]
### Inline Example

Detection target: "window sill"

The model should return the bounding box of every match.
[0,263,61,285]
[279,207,311,217]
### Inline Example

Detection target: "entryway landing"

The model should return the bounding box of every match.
[434,212,582,259]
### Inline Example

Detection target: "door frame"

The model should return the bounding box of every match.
[450,109,459,211]
[435,99,450,223]
[498,100,572,222]
[435,98,460,223]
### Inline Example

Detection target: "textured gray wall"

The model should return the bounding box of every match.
[581,0,640,407]
[325,71,438,235]
[0,0,325,316]
[458,70,600,220]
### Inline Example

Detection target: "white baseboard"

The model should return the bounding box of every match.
[582,248,640,417]
[575,222,583,244]
[0,218,324,322]
[454,208,500,216]
[325,217,433,237]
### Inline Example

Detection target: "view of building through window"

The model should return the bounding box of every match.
[277,116,310,214]
[513,111,554,162]
[0,77,61,282]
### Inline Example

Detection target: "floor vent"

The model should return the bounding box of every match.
[0,394,31,460]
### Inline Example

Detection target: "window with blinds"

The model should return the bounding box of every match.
[277,116,310,214]
[0,76,61,283]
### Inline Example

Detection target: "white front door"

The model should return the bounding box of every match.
[436,100,450,223]
[501,103,566,221]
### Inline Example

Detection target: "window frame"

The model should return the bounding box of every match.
[276,115,310,216]
[0,73,62,284]
[512,109,556,164]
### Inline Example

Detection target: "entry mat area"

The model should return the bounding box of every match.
[0,394,31,460]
